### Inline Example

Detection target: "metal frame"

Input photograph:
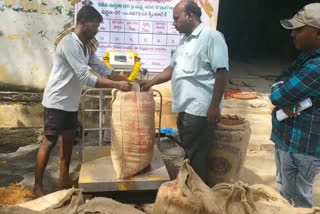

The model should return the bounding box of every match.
[81,88,163,147]
[79,88,169,193]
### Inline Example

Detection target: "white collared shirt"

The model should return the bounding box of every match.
[170,23,229,116]
[42,32,112,111]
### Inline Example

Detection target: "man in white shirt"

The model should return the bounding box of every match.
[141,0,228,182]
[33,5,132,197]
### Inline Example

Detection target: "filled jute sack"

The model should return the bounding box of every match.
[211,182,320,214]
[153,160,320,214]
[153,160,219,214]
[1,188,145,214]
[111,90,155,179]
[208,114,251,186]
[0,188,83,214]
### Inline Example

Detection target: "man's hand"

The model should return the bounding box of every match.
[139,66,173,91]
[109,71,128,81]
[208,68,226,127]
[207,104,221,127]
[140,80,153,91]
[116,81,132,92]
[282,104,301,118]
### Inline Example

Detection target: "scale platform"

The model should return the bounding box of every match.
[78,145,170,192]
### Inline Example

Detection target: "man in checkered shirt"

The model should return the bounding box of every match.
[270,3,320,208]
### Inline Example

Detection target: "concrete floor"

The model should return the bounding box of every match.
[0,143,82,193]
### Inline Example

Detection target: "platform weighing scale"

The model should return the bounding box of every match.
[78,86,170,194]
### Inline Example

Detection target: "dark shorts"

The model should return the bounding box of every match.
[44,107,78,136]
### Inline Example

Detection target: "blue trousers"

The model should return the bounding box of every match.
[275,147,320,208]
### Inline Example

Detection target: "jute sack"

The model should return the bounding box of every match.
[0,189,82,214]
[211,182,320,214]
[19,189,83,212]
[211,182,258,214]
[250,184,320,214]
[208,115,251,186]
[153,160,219,214]
[1,188,144,214]
[111,90,155,179]
[77,197,145,214]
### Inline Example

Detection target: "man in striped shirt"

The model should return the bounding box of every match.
[141,0,229,183]
[270,3,320,208]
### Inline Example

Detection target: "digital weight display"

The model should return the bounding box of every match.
[114,55,127,63]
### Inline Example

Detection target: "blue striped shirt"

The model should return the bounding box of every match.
[270,49,320,158]
[170,23,229,117]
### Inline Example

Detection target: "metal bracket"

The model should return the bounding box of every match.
[80,88,163,147]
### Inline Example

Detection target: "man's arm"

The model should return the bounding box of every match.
[63,41,99,87]
[108,71,128,81]
[206,31,229,126]
[89,53,130,82]
[207,68,227,126]
[63,43,131,91]
[140,66,173,91]
[89,53,131,82]
[95,77,131,91]
[270,59,320,107]
[88,53,113,77]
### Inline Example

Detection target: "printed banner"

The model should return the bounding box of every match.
[75,0,212,72]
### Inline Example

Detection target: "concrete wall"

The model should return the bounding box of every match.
[0,0,75,90]
[201,0,219,29]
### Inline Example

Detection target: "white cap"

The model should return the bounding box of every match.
[280,3,320,30]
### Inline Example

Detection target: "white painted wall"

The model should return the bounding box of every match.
[0,0,74,89]
[198,0,219,29]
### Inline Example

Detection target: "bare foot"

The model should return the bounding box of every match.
[58,177,78,189]
[33,185,45,198]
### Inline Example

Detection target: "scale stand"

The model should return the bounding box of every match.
[78,88,170,195]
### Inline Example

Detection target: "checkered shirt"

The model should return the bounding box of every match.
[270,49,320,158]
